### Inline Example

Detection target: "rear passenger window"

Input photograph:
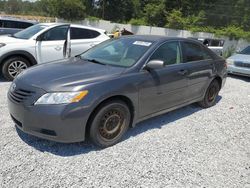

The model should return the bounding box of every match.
[70,27,100,39]
[182,42,212,63]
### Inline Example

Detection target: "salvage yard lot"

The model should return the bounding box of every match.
[0,76,249,187]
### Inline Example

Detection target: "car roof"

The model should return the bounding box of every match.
[70,24,106,32]
[39,23,65,27]
[40,23,106,32]
[0,17,37,24]
[120,35,200,43]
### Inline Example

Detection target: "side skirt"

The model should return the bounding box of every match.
[133,97,203,126]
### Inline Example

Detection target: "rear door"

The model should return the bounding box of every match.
[70,27,102,56]
[35,25,70,64]
[139,41,189,117]
[180,41,215,100]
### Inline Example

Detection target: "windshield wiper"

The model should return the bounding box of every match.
[83,58,106,65]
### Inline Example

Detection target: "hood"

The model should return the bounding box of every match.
[0,36,27,44]
[227,54,250,64]
[15,57,126,92]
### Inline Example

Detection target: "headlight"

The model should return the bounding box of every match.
[35,91,88,105]
[0,43,6,48]
[226,59,234,65]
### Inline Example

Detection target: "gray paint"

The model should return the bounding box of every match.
[8,36,227,143]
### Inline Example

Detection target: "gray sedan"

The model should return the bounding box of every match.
[8,36,227,148]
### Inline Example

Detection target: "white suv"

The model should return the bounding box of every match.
[0,23,109,80]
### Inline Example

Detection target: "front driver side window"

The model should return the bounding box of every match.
[42,26,68,41]
[150,41,181,66]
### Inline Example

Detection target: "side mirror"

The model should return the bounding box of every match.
[146,60,164,70]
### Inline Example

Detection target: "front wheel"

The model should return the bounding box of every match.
[2,56,30,81]
[89,100,131,148]
[198,80,220,108]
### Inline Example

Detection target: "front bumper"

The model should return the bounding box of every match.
[227,64,250,77]
[8,95,91,143]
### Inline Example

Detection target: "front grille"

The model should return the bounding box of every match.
[9,89,34,103]
[234,61,250,69]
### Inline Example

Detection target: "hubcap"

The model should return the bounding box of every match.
[99,109,125,140]
[8,61,28,78]
[208,86,217,102]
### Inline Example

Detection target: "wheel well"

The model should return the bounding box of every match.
[214,76,222,89]
[85,95,135,137]
[1,54,37,66]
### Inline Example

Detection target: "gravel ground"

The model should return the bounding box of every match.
[0,75,249,188]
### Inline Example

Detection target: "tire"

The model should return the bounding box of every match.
[89,100,131,148]
[2,56,30,81]
[198,79,220,108]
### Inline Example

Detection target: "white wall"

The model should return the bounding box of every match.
[59,19,214,38]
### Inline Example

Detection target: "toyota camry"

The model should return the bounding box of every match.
[8,36,227,148]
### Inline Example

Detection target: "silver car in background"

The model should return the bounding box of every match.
[227,46,250,77]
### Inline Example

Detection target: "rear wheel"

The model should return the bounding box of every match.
[2,56,30,81]
[198,80,220,108]
[89,100,131,148]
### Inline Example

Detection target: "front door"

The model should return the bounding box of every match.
[139,41,189,117]
[35,25,70,64]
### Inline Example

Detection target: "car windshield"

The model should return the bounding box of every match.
[80,38,153,67]
[239,46,250,55]
[13,24,48,39]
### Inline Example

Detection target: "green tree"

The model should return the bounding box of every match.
[165,9,186,30]
[1,0,250,40]
[81,0,95,17]
[128,18,146,26]
[4,0,21,14]
[143,1,166,27]
[98,0,134,22]
[0,0,6,12]
[186,10,207,29]
[45,0,86,21]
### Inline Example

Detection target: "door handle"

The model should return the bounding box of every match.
[54,46,62,51]
[178,69,188,75]
[90,43,95,47]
